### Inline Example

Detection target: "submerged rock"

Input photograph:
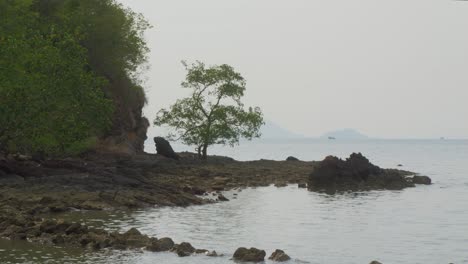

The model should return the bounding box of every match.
[154,137,179,160]
[308,153,420,193]
[269,249,291,262]
[370,261,383,264]
[233,247,266,262]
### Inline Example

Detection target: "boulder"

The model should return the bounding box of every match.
[233,247,266,262]
[217,194,229,202]
[286,156,299,161]
[269,249,291,262]
[154,137,179,160]
[412,175,431,185]
[298,183,307,188]
[146,237,174,252]
[370,261,383,264]
[172,242,196,257]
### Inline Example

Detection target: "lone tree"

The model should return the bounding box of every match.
[154,61,264,159]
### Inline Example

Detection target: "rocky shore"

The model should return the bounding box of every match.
[0,151,430,262]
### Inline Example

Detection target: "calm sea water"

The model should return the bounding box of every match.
[1,139,468,264]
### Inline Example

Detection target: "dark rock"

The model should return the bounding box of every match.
[274,182,287,187]
[40,219,58,234]
[298,183,307,188]
[65,223,86,235]
[233,247,266,262]
[308,153,416,192]
[370,261,383,264]
[172,242,196,257]
[195,249,209,254]
[286,156,299,161]
[412,175,431,185]
[269,249,291,262]
[121,228,150,248]
[206,250,219,257]
[154,137,179,160]
[217,194,229,202]
[146,237,174,252]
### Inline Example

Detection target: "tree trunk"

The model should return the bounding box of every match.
[197,145,202,158]
[202,143,208,160]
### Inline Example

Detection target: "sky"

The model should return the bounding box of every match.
[118,0,468,139]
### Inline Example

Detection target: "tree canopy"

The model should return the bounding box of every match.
[0,0,150,156]
[154,61,264,159]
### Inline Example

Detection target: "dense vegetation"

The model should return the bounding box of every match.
[155,61,264,159]
[0,0,150,156]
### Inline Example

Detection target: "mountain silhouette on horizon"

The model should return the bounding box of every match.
[321,129,369,140]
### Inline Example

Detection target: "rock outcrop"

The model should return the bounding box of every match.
[269,249,291,262]
[411,175,431,185]
[154,137,179,160]
[233,247,266,262]
[286,156,299,161]
[308,153,429,193]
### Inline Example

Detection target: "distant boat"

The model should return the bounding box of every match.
[328,136,336,140]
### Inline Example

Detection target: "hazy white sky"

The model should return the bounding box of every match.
[119,0,468,139]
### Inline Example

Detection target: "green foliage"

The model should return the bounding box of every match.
[33,0,151,112]
[0,0,123,156]
[155,61,264,159]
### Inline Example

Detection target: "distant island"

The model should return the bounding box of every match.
[320,129,369,140]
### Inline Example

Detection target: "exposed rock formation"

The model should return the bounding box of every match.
[154,137,179,160]
[411,175,431,185]
[171,242,196,257]
[269,249,291,262]
[308,153,428,193]
[233,247,266,262]
[286,156,299,161]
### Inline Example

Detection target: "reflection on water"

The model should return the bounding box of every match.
[2,140,468,264]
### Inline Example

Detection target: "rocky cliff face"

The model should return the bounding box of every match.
[96,77,149,155]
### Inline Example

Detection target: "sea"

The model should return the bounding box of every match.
[1,139,467,264]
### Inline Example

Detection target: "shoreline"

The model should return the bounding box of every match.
[0,152,428,262]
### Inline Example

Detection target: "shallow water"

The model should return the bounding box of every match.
[1,139,468,263]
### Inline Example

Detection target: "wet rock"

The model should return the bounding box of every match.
[298,183,307,188]
[39,219,59,234]
[274,182,288,187]
[154,137,179,160]
[269,249,291,262]
[370,261,383,264]
[146,237,174,252]
[412,175,431,185]
[206,250,219,257]
[65,223,87,235]
[286,156,299,161]
[233,247,266,262]
[217,194,229,201]
[172,242,196,257]
[121,228,150,248]
[195,249,209,254]
[308,153,417,192]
